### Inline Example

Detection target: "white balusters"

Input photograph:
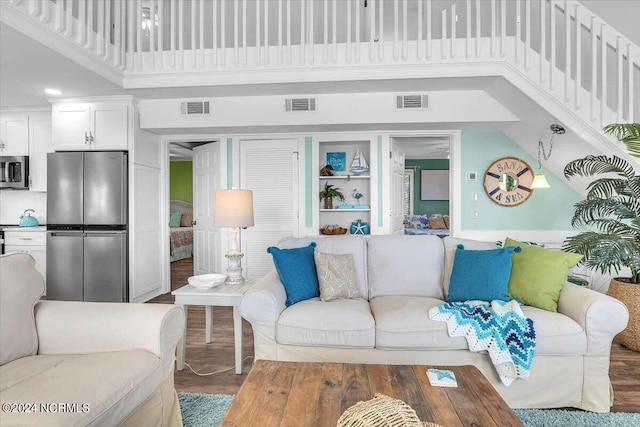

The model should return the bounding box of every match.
[574,2,581,109]
[451,2,456,59]
[500,0,505,57]
[600,23,607,128]
[515,0,521,65]
[564,0,570,102]
[525,0,530,70]
[590,16,597,122]
[629,43,635,122]
[617,36,623,123]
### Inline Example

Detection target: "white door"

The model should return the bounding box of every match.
[390,140,406,234]
[240,139,299,279]
[193,143,221,276]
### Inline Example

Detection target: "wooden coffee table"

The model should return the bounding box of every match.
[221,360,523,426]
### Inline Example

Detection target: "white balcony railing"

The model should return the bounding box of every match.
[3,0,639,127]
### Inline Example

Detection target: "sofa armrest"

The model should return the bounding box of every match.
[557,283,629,354]
[35,301,185,360]
[240,271,287,327]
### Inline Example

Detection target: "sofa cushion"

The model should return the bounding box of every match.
[267,243,319,306]
[314,252,360,301]
[278,235,369,299]
[504,237,583,312]
[521,306,586,355]
[277,298,375,348]
[0,253,45,366]
[0,350,163,426]
[442,237,498,296]
[368,235,445,299]
[447,245,520,303]
[370,296,469,350]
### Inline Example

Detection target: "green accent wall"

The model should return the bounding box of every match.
[460,131,581,231]
[406,159,450,215]
[169,161,193,202]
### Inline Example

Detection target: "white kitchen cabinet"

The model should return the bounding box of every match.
[27,112,52,192]
[0,112,30,156]
[52,99,131,151]
[4,229,47,294]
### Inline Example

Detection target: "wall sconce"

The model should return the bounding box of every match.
[141,6,158,33]
[531,124,565,189]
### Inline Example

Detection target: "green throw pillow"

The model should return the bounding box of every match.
[169,212,182,228]
[504,237,583,312]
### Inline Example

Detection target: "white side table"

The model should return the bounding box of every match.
[172,278,254,374]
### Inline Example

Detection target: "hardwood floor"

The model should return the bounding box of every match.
[151,258,640,412]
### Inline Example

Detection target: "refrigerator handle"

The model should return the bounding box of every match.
[50,232,83,237]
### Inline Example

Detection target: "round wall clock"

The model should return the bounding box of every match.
[483,157,535,206]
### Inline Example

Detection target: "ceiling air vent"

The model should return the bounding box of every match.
[285,97,317,112]
[180,101,211,115]
[396,94,428,109]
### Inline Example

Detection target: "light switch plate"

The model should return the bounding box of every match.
[465,171,477,181]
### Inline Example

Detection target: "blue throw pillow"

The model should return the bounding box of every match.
[267,243,319,306]
[446,244,521,303]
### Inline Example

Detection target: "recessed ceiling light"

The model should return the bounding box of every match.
[44,88,62,95]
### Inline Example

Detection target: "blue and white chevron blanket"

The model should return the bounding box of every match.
[428,300,536,386]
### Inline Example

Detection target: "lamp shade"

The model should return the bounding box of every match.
[214,190,254,227]
[530,174,550,189]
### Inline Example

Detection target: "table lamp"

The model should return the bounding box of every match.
[214,189,254,285]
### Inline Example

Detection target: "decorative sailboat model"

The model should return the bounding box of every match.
[350,147,369,175]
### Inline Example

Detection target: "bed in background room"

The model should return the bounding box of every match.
[403,214,450,238]
[169,200,193,262]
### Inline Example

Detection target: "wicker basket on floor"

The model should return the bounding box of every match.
[337,393,442,427]
[607,278,640,352]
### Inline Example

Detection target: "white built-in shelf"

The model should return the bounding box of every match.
[320,209,371,212]
[320,176,370,180]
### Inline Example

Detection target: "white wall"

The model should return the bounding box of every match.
[139,90,519,131]
[0,191,46,225]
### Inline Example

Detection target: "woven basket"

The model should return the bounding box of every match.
[607,278,640,352]
[337,393,442,427]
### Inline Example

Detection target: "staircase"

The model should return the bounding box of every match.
[2,0,638,161]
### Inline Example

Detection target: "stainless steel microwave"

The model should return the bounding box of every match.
[0,156,29,189]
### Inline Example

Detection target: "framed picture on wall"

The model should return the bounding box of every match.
[327,152,347,172]
[421,170,450,200]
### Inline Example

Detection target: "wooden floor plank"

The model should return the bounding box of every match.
[152,258,640,414]
[279,363,323,427]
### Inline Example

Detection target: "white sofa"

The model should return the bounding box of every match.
[0,253,185,426]
[240,235,629,412]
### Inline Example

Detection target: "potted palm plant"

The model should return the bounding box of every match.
[319,182,345,209]
[563,123,640,351]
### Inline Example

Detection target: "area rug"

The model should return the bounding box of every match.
[178,392,640,427]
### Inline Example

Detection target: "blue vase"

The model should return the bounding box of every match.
[350,219,369,235]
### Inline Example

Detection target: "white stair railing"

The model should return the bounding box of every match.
[2,0,638,127]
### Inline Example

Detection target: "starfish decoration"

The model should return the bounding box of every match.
[352,222,367,234]
[430,369,456,381]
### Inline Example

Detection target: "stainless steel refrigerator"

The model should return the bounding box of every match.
[46,151,128,302]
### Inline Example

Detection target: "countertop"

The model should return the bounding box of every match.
[2,226,47,232]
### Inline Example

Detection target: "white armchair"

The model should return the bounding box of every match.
[0,253,185,426]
